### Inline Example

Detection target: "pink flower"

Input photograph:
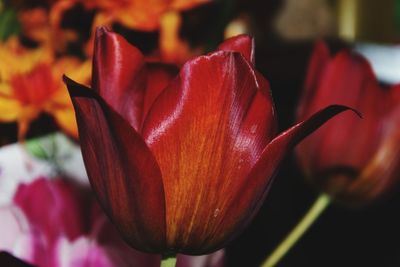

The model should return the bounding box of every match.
[0,177,225,266]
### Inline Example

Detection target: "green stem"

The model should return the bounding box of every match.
[160,257,177,267]
[261,193,331,267]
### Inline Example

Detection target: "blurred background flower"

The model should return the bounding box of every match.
[0,176,225,267]
[0,41,90,139]
[296,41,400,205]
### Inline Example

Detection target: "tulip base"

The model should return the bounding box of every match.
[161,256,177,267]
[261,193,331,267]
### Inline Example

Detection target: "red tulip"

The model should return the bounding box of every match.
[63,27,353,254]
[296,41,400,205]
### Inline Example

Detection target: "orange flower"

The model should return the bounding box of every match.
[49,0,208,61]
[158,10,193,65]
[18,7,78,54]
[87,0,209,31]
[49,0,209,34]
[0,39,90,139]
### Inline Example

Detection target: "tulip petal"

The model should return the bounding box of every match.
[217,34,255,64]
[92,27,146,131]
[297,41,330,119]
[64,76,166,252]
[297,49,385,174]
[334,104,400,204]
[92,27,177,131]
[223,105,359,236]
[142,63,179,122]
[142,51,275,252]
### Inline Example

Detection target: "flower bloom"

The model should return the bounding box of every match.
[17,7,79,54]
[0,177,224,267]
[46,0,210,59]
[296,41,400,205]
[51,0,210,32]
[0,39,90,139]
[64,27,352,254]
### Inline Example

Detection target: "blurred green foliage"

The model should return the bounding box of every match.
[0,3,20,40]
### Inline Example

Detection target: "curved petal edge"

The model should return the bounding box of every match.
[63,75,166,253]
[224,105,361,237]
[217,34,255,64]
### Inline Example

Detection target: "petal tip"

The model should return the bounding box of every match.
[218,34,255,64]
[314,40,330,55]
[276,104,362,150]
[294,104,361,145]
[329,104,362,119]
[62,74,73,84]
[63,75,93,98]
[95,26,112,38]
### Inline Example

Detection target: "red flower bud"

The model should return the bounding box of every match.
[296,41,400,206]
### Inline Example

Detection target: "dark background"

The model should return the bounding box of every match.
[225,1,400,266]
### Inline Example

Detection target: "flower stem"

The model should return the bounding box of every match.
[261,193,331,267]
[160,257,177,267]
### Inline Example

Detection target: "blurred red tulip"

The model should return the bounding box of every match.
[296,41,400,205]
[64,27,353,254]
